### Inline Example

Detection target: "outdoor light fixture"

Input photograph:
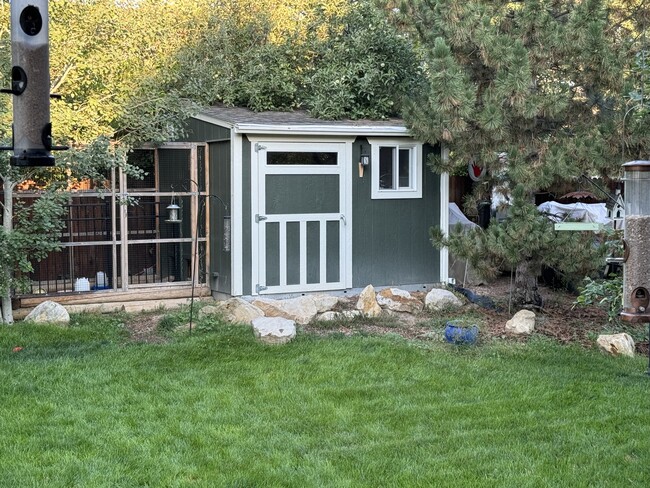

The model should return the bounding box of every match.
[359,145,370,177]
[360,146,370,166]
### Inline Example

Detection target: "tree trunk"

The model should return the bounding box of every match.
[513,260,543,309]
[1,176,14,324]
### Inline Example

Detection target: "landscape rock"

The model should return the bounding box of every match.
[505,310,536,335]
[356,285,382,317]
[317,310,361,321]
[24,301,70,326]
[252,296,318,325]
[199,298,264,325]
[376,288,423,314]
[425,288,463,311]
[597,333,635,357]
[310,294,342,313]
[252,317,296,345]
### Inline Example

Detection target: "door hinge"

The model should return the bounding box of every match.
[256,284,268,293]
[255,214,268,223]
[254,143,267,153]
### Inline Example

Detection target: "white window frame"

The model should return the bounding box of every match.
[367,138,423,199]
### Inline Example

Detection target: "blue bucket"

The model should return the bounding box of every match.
[444,322,479,345]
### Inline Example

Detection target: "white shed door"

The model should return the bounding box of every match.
[253,141,351,294]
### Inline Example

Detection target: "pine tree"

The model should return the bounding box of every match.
[399,0,650,306]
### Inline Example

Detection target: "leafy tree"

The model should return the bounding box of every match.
[166,0,418,118]
[399,0,650,306]
[306,1,421,119]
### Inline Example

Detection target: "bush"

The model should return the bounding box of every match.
[574,274,623,323]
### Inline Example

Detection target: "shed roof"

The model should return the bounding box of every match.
[195,104,411,137]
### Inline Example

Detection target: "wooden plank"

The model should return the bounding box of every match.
[13,297,207,320]
[554,222,604,231]
[18,285,210,307]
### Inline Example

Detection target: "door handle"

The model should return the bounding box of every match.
[340,214,347,225]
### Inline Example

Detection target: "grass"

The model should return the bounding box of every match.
[1,314,649,487]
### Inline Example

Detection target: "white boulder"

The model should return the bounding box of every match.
[24,301,70,326]
[199,298,264,325]
[425,289,463,311]
[252,317,296,345]
[310,294,342,313]
[252,296,318,325]
[597,333,636,357]
[505,310,536,335]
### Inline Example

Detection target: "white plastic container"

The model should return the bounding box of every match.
[96,271,107,288]
[74,277,90,292]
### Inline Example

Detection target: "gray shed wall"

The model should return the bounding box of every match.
[182,118,230,142]
[351,139,441,287]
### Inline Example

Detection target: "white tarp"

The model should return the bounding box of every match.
[449,202,480,231]
[537,201,612,226]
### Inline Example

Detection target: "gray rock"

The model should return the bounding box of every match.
[505,310,536,335]
[356,285,382,317]
[317,310,361,321]
[199,298,264,325]
[24,301,70,326]
[377,288,423,314]
[317,311,342,321]
[252,317,296,345]
[425,288,463,310]
[597,333,635,357]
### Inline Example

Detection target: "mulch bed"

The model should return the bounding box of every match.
[123,276,649,355]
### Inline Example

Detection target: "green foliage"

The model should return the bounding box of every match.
[402,0,649,303]
[575,274,623,323]
[0,190,68,295]
[400,0,648,183]
[166,1,417,119]
[306,2,421,119]
[431,188,608,287]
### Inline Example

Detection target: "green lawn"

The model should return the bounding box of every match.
[0,315,648,487]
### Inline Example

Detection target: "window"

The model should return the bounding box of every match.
[368,139,422,199]
[267,151,338,165]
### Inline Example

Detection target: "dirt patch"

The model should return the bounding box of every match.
[124,313,169,344]
[305,276,647,349]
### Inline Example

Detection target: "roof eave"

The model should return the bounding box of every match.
[194,113,235,129]
[192,114,411,137]
[234,123,410,137]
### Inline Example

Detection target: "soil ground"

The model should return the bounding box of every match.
[123,275,649,355]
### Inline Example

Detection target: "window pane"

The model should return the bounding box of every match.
[398,149,411,188]
[379,147,395,189]
[267,152,337,165]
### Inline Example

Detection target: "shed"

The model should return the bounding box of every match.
[177,105,449,297]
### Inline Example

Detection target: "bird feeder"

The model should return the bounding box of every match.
[620,161,650,323]
[620,161,650,375]
[0,0,66,166]
[165,203,181,224]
